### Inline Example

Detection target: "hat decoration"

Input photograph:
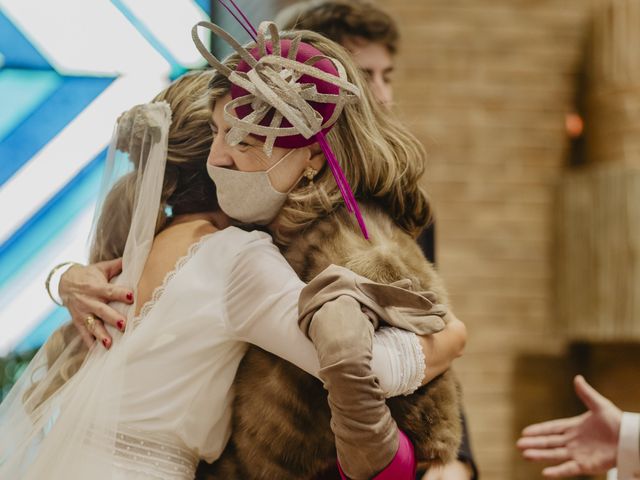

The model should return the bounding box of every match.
[192,0,369,239]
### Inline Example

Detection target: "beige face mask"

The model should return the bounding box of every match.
[206,150,295,225]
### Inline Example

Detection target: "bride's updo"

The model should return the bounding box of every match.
[91,71,217,263]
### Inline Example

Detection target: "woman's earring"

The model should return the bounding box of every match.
[304,167,318,185]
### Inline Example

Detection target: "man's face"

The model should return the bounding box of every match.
[342,37,394,107]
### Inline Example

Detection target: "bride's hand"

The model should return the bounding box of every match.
[59,258,134,349]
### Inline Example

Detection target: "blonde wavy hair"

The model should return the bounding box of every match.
[208,29,431,247]
[28,70,216,407]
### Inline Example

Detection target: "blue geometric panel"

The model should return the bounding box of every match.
[111,0,184,74]
[195,0,211,16]
[0,11,52,70]
[0,76,113,185]
[14,307,69,354]
[0,0,211,357]
[0,150,106,289]
[0,69,61,142]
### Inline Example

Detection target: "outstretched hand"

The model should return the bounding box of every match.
[517,375,622,478]
[59,258,134,349]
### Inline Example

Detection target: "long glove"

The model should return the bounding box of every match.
[299,264,447,335]
[299,265,448,479]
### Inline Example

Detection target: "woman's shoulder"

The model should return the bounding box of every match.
[196,227,291,281]
[151,220,217,259]
[198,226,275,256]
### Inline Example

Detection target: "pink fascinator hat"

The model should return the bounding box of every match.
[192,2,368,238]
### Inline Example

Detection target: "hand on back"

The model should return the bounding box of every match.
[59,258,133,348]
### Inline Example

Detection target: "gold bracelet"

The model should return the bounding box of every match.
[45,261,80,306]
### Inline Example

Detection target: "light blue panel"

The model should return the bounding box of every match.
[14,307,69,353]
[0,0,220,359]
[0,11,52,70]
[0,151,106,289]
[111,0,182,73]
[194,0,211,16]
[0,69,61,141]
[0,76,114,185]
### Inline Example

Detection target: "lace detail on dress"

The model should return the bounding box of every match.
[376,327,425,398]
[403,328,426,395]
[112,428,198,479]
[131,233,217,329]
[86,425,198,480]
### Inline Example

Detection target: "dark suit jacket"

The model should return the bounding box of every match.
[416,224,478,479]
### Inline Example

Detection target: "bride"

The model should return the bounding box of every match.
[0,33,464,480]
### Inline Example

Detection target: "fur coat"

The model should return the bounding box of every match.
[195,204,462,479]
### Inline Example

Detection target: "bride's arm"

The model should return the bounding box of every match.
[418,311,466,384]
[224,239,465,480]
[223,239,464,389]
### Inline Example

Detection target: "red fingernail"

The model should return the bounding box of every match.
[126,292,134,302]
[117,320,125,331]
[102,338,110,349]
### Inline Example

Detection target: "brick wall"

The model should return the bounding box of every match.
[383,1,592,478]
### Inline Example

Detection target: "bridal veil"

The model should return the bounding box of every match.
[0,102,171,479]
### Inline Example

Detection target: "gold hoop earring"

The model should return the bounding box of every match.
[304,167,318,185]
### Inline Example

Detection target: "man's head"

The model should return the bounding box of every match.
[277,0,398,106]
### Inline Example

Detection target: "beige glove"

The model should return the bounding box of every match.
[309,295,398,479]
[299,264,448,336]
[299,265,448,479]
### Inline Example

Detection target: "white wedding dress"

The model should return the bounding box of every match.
[108,225,426,479]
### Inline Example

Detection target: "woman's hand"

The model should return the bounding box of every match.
[517,375,621,478]
[419,311,467,385]
[59,258,134,349]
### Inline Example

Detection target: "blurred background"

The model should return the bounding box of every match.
[1,0,640,478]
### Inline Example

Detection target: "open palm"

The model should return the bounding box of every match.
[517,375,622,478]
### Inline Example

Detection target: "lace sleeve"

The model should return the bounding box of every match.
[372,327,426,398]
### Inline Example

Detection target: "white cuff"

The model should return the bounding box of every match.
[371,327,425,398]
[617,412,640,479]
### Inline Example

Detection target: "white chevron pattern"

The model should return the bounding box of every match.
[0,0,211,355]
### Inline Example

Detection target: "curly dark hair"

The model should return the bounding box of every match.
[276,0,399,54]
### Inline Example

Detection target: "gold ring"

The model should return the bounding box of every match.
[84,314,97,332]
